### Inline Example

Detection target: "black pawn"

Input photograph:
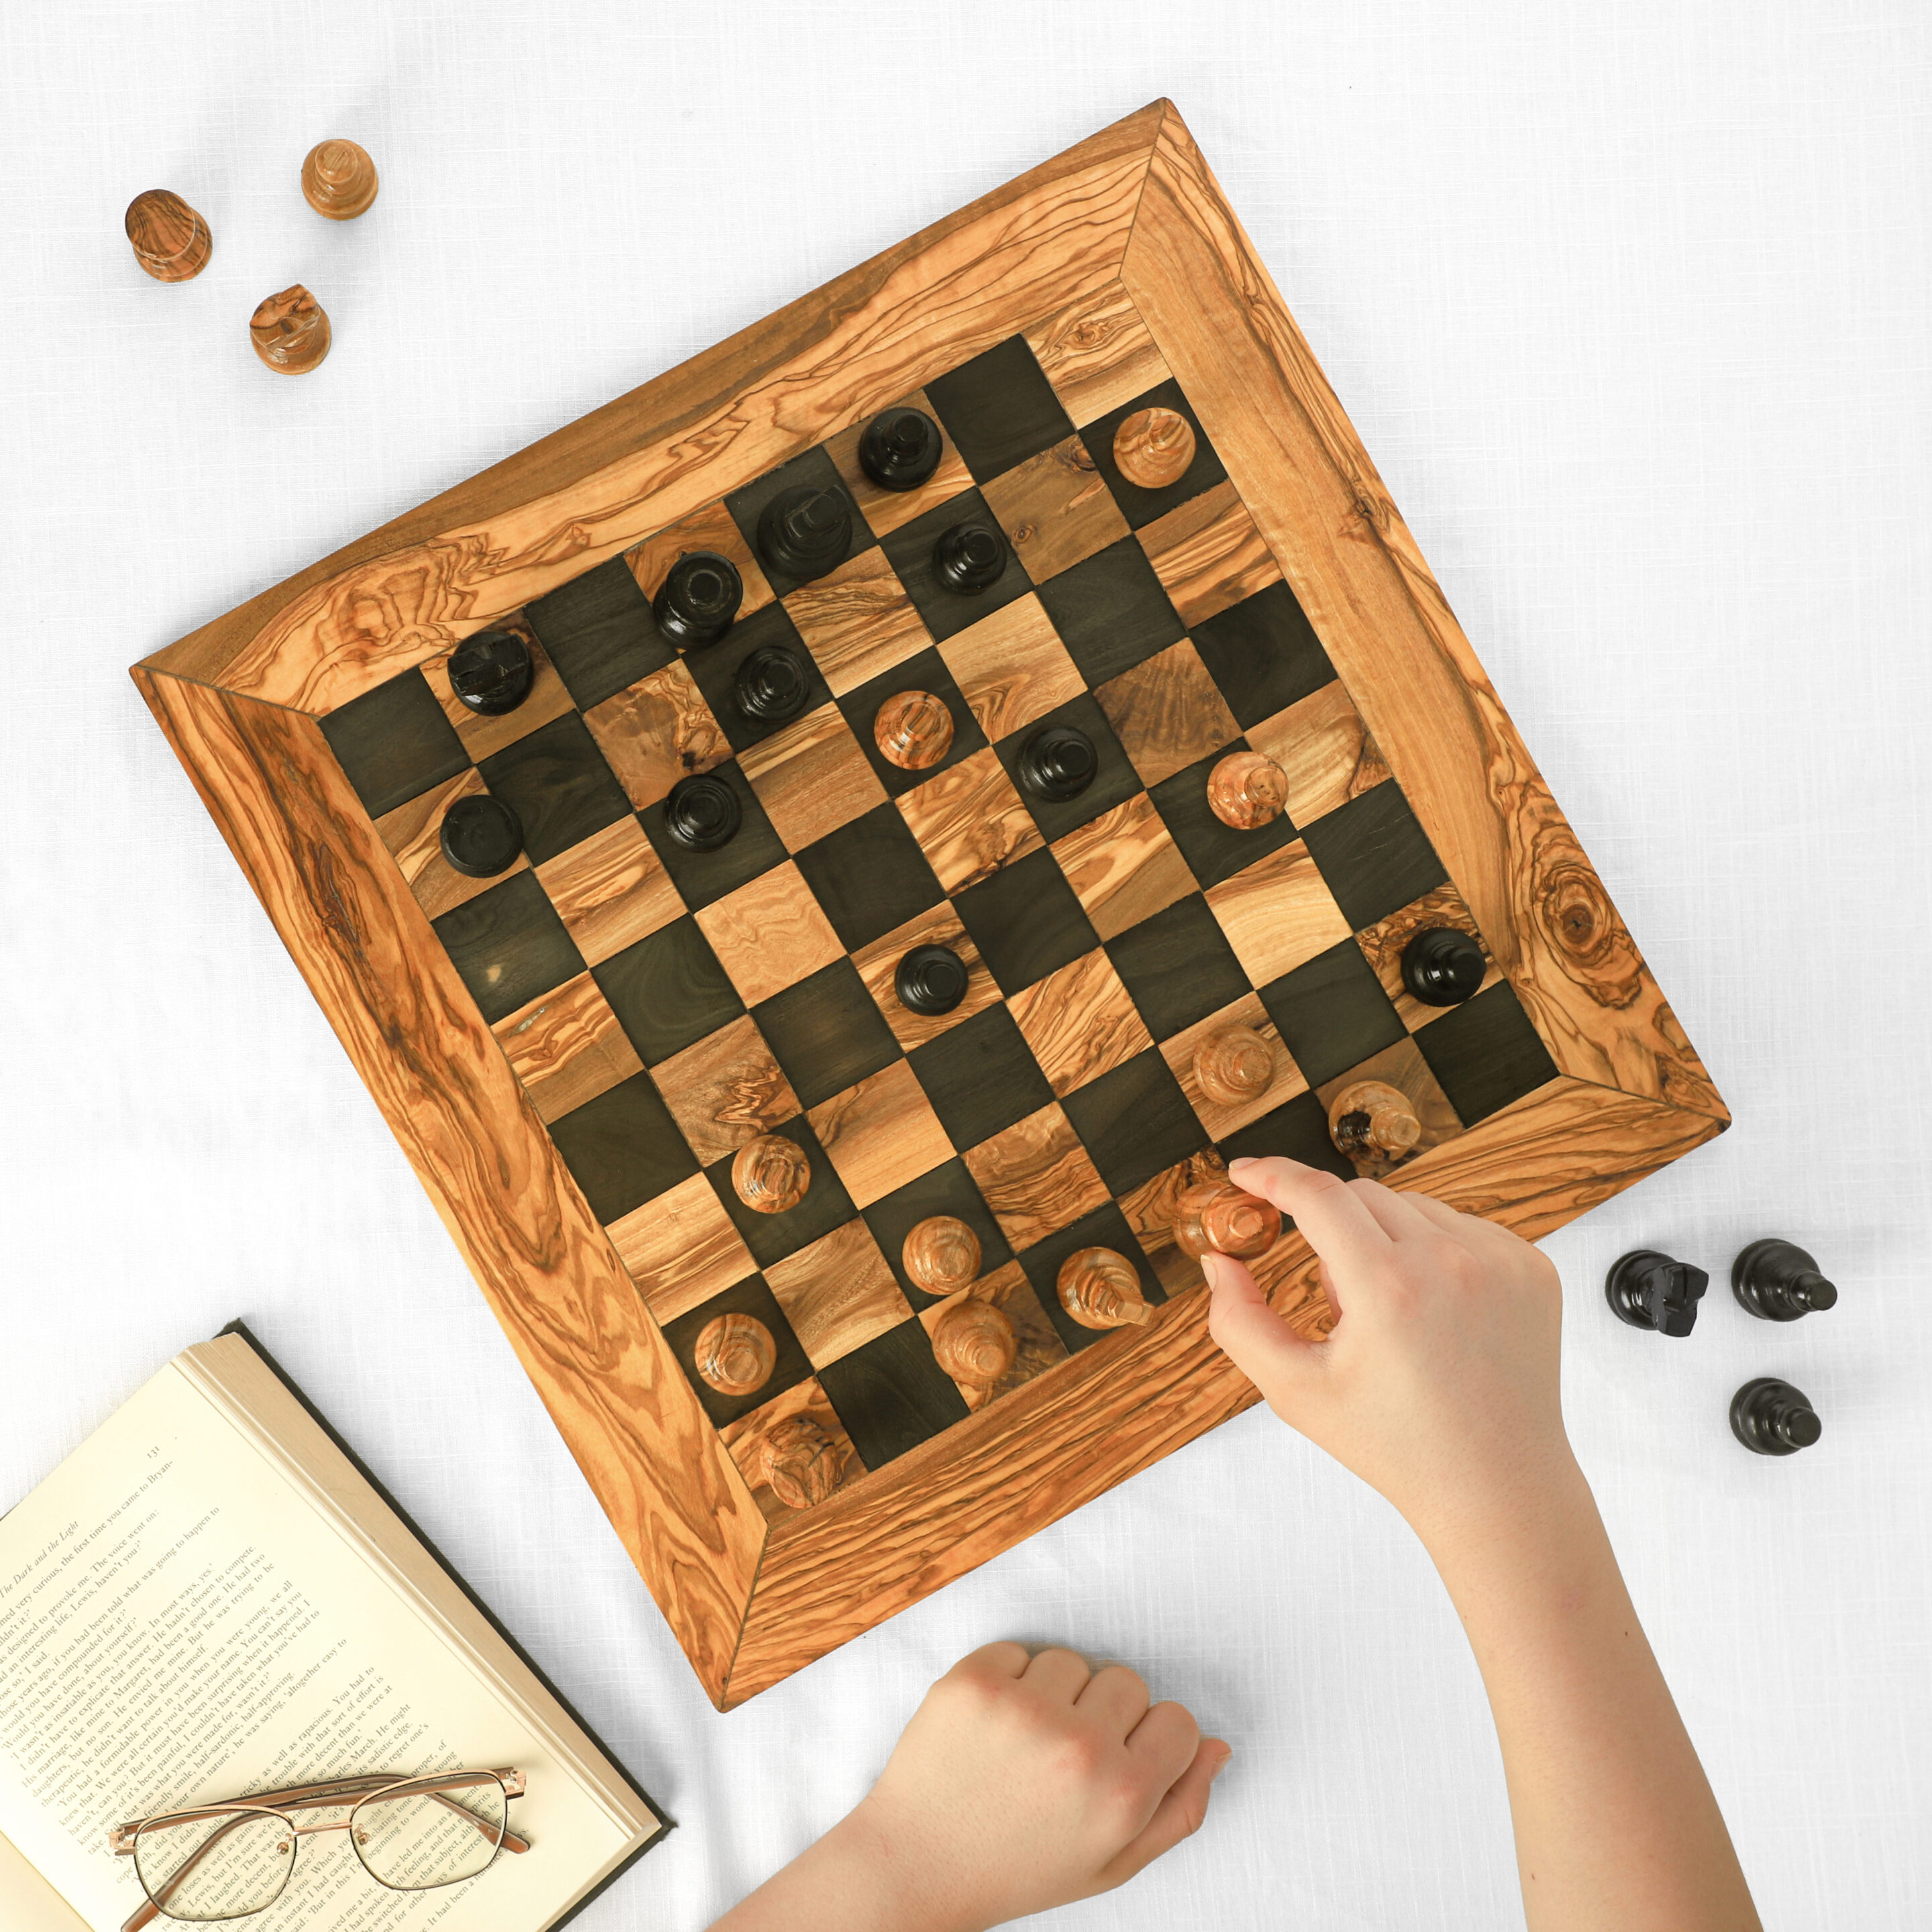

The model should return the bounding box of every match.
[1731,1239,1838,1322]
[1401,927,1487,1007]
[440,795,523,879]
[664,773,741,852]
[757,484,853,583]
[932,519,1008,594]
[447,629,533,716]
[1016,723,1096,803]
[1604,1248,1708,1338]
[896,945,968,1016]
[1730,1377,1823,1456]
[859,408,943,492]
[735,644,812,724]
[654,551,743,649]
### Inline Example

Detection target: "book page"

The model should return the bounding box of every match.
[0,1360,637,1932]
[0,1827,89,1932]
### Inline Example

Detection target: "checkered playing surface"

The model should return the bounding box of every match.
[320,333,1558,1510]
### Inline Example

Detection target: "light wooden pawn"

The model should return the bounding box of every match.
[1194,1025,1274,1107]
[125,190,211,282]
[732,1134,811,1214]
[1057,1248,1155,1330]
[759,1415,844,1511]
[930,1299,1017,1387]
[694,1313,776,1397]
[302,139,380,220]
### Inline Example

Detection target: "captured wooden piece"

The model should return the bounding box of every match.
[759,1415,846,1509]
[694,1313,777,1397]
[1057,1248,1155,1330]
[1328,1081,1422,1160]
[1172,1180,1281,1261]
[930,1299,1018,1387]
[1193,1024,1274,1107]
[1112,405,1195,489]
[902,1215,981,1296]
[874,690,954,771]
[250,285,331,374]
[731,1134,811,1214]
[301,139,380,220]
[1205,749,1288,830]
[125,189,211,282]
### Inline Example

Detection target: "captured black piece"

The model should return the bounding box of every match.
[1401,926,1487,1007]
[1604,1248,1708,1338]
[1016,722,1096,803]
[1731,1239,1838,1322]
[1729,1377,1823,1456]
[439,794,523,878]
[664,773,742,852]
[654,550,744,648]
[735,643,812,723]
[757,484,853,582]
[896,944,969,1016]
[447,629,534,715]
[859,407,944,491]
[932,518,1008,594]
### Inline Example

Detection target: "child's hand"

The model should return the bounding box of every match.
[1203,1155,1572,1543]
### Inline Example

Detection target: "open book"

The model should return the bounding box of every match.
[0,1327,666,1932]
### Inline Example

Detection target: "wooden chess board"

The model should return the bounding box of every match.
[131,101,1727,1708]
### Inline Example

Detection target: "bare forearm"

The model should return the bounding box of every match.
[1417,1457,1759,1932]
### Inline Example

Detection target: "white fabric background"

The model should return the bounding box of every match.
[3,3,1927,1925]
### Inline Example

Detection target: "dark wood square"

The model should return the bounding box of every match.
[659,1273,815,1430]
[1415,981,1562,1125]
[1148,740,1301,890]
[924,335,1074,484]
[1300,780,1448,932]
[951,845,1099,997]
[816,1318,973,1472]
[638,760,788,912]
[754,958,902,1111]
[478,711,633,866]
[861,1155,1015,1309]
[1258,938,1408,1087]
[703,1114,858,1269]
[524,555,676,710]
[991,692,1141,845]
[1033,536,1187,686]
[1060,1048,1211,1197]
[1078,377,1228,529]
[319,667,470,819]
[837,647,989,800]
[431,869,586,1025]
[1104,893,1250,1041]
[593,916,744,1067]
[724,445,876,598]
[1217,1088,1357,1179]
[907,1003,1057,1150]
[793,801,945,952]
[1190,580,1338,731]
[1016,1201,1166,1358]
[680,600,831,756]
[879,486,1034,645]
[549,1068,698,1224]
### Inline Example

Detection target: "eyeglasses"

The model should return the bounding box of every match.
[107,1768,529,1929]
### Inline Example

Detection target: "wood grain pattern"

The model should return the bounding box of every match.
[1050,792,1195,942]
[806,1058,955,1210]
[962,1103,1110,1251]
[894,746,1042,894]
[1203,838,1352,985]
[651,1013,801,1168]
[374,768,531,920]
[1094,638,1240,790]
[422,620,575,761]
[918,1260,1071,1411]
[1135,478,1277,627]
[764,1218,912,1368]
[1318,1036,1460,1179]
[824,390,975,538]
[125,189,211,281]
[739,700,890,851]
[873,689,955,771]
[625,502,775,622]
[1355,883,1502,1032]
[609,1169,758,1325]
[1005,947,1154,1098]
[783,545,932,696]
[585,659,729,812]
[1245,680,1389,830]
[937,594,1085,744]
[1159,994,1308,1141]
[491,970,643,1125]
[718,1377,859,1525]
[533,815,683,967]
[694,860,845,1008]
[979,435,1128,583]
[852,904,1000,1052]
[1024,281,1169,429]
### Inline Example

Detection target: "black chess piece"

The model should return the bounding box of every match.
[734,644,811,724]
[439,795,523,878]
[895,944,969,1016]
[932,519,1008,594]
[859,408,943,492]
[1731,1239,1838,1321]
[1016,723,1096,803]
[664,773,741,852]
[446,629,533,715]
[1401,926,1487,1007]
[653,551,743,648]
[1604,1248,1709,1337]
[757,484,853,583]
[1729,1377,1823,1456]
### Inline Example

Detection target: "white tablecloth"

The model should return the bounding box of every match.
[4,3,1927,1924]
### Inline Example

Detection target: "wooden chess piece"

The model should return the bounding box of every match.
[930,1299,1017,1387]
[1057,1248,1155,1330]
[859,408,943,490]
[875,690,954,771]
[1327,1081,1421,1161]
[894,945,969,1016]
[654,551,743,648]
[731,1134,810,1214]
[1017,722,1096,802]
[1401,926,1487,1006]
[1206,750,1288,830]
[664,773,741,851]
[734,644,810,722]
[301,139,380,221]
[1112,406,1195,489]
[694,1313,777,1397]
[1171,1180,1281,1261]
[902,1215,981,1295]
[124,189,212,282]
[757,484,852,582]
[250,285,331,374]
[932,519,1008,594]
[447,631,533,715]
[1729,1377,1821,1456]
[760,1415,845,1509]
[1731,1239,1838,1321]
[1193,1025,1274,1108]
[439,795,523,879]
[1604,1249,1709,1338]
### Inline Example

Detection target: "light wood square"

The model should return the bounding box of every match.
[917,1259,1070,1412]
[784,547,932,696]
[824,388,975,538]
[535,816,682,966]
[694,861,845,1008]
[852,904,1002,1053]
[938,594,1085,744]
[1313,1035,1463,1179]
[980,435,1129,585]
[1006,949,1153,1099]
[1094,638,1241,790]
[1157,991,1310,1140]
[1025,283,1170,429]
[1205,839,1353,986]
[806,1059,954,1209]
[717,1377,859,1523]
[1246,680,1392,830]
[1051,794,1194,942]
[765,1218,912,1369]
[1136,479,1281,629]
[609,1170,758,1325]
[1114,1151,1231,1298]
[492,969,643,1126]
[649,1012,801,1168]
[1354,883,1501,1033]
[376,768,529,921]
[961,1103,1110,1252]
[584,658,730,811]
[739,701,888,851]
[625,500,776,621]
[422,618,576,763]
[895,746,1043,894]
